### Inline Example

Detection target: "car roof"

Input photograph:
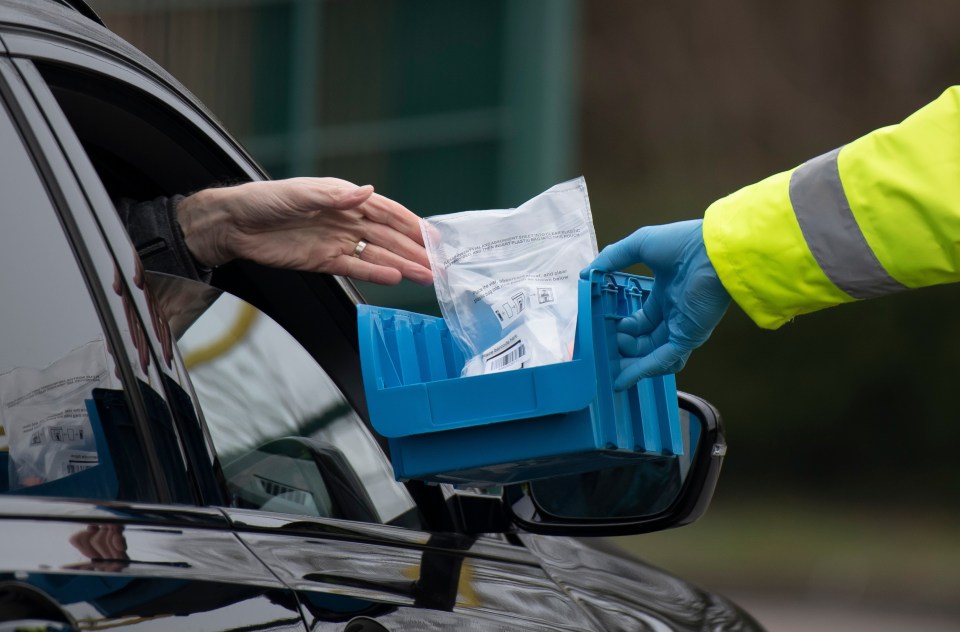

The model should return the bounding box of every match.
[1,1,162,76]
[51,0,104,26]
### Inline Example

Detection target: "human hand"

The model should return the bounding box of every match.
[68,524,129,572]
[112,255,174,376]
[113,262,150,376]
[177,178,433,285]
[585,219,730,390]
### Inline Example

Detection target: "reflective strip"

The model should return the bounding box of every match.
[789,147,907,299]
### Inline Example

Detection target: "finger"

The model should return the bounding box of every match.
[332,254,404,286]
[617,311,659,337]
[70,528,99,559]
[87,525,113,559]
[588,227,650,273]
[614,343,688,390]
[299,179,374,210]
[358,221,431,271]
[617,321,668,357]
[621,334,656,358]
[618,291,663,336]
[105,525,128,559]
[360,193,425,245]
[354,242,433,285]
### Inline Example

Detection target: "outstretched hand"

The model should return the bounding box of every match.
[176,177,433,285]
[585,219,730,390]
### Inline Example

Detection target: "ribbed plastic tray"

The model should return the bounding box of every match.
[357,271,681,485]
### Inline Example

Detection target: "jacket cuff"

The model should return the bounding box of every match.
[116,195,213,284]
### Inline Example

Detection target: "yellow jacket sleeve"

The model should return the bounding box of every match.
[703,87,960,329]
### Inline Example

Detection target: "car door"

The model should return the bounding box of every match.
[0,26,308,631]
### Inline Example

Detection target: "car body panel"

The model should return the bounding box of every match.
[522,534,763,631]
[224,508,601,630]
[0,510,305,630]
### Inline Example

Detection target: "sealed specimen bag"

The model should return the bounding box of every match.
[422,177,598,377]
[1,339,116,489]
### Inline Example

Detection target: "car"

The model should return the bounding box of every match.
[0,1,762,630]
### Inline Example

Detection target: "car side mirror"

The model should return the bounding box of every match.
[502,391,726,536]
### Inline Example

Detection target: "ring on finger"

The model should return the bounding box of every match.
[353,239,369,258]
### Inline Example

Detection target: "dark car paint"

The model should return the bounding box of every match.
[0,2,762,630]
[1,498,762,631]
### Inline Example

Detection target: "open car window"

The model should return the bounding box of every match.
[150,272,420,526]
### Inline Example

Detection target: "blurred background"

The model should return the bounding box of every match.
[87,1,960,629]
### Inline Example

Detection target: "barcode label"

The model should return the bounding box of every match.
[49,426,84,442]
[482,333,530,373]
[66,462,96,475]
[61,452,99,477]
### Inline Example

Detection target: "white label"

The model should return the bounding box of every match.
[481,333,530,373]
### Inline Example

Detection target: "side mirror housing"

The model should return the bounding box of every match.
[501,391,725,536]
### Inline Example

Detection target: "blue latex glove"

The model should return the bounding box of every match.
[585,219,731,390]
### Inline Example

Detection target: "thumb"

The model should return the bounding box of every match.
[588,226,650,273]
[324,183,374,209]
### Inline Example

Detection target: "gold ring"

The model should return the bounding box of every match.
[353,239,369,258]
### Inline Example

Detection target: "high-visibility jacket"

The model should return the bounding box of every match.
[702,87,960,329]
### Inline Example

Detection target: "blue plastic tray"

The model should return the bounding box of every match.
[357,270,681,485]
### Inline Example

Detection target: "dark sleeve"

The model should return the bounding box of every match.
[114,195,212,284]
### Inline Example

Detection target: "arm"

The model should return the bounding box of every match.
[592,86,960,387]
[705,86,960,328]
[119,178,433,286]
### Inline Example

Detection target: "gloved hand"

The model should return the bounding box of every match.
[585,219,730,390]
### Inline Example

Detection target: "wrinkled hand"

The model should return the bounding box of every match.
[68,524,129,572]
[586,219,730,390]
[177,178,433,285]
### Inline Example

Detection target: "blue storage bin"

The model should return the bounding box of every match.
[357,270,681,486]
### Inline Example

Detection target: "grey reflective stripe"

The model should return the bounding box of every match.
[789,147,907,299]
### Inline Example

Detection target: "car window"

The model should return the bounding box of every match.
[36,62,249,201]
[0,84,159,503]
[32,58,418,526]
[151,273,419,526]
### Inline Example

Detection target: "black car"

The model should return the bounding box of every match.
[0,1,761,630]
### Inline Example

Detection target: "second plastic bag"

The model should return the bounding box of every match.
[421,177,598,377]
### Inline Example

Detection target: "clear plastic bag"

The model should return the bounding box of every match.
[421,177,598,377]
[1,339,112,488]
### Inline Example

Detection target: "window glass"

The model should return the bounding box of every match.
[168,277,418,525]
[0,95,145,501]
[33,60,416,523]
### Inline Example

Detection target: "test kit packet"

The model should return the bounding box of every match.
[421,177,598,377]
[1,339,116,489]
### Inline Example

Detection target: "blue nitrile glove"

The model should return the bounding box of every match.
[584,219,731,390]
